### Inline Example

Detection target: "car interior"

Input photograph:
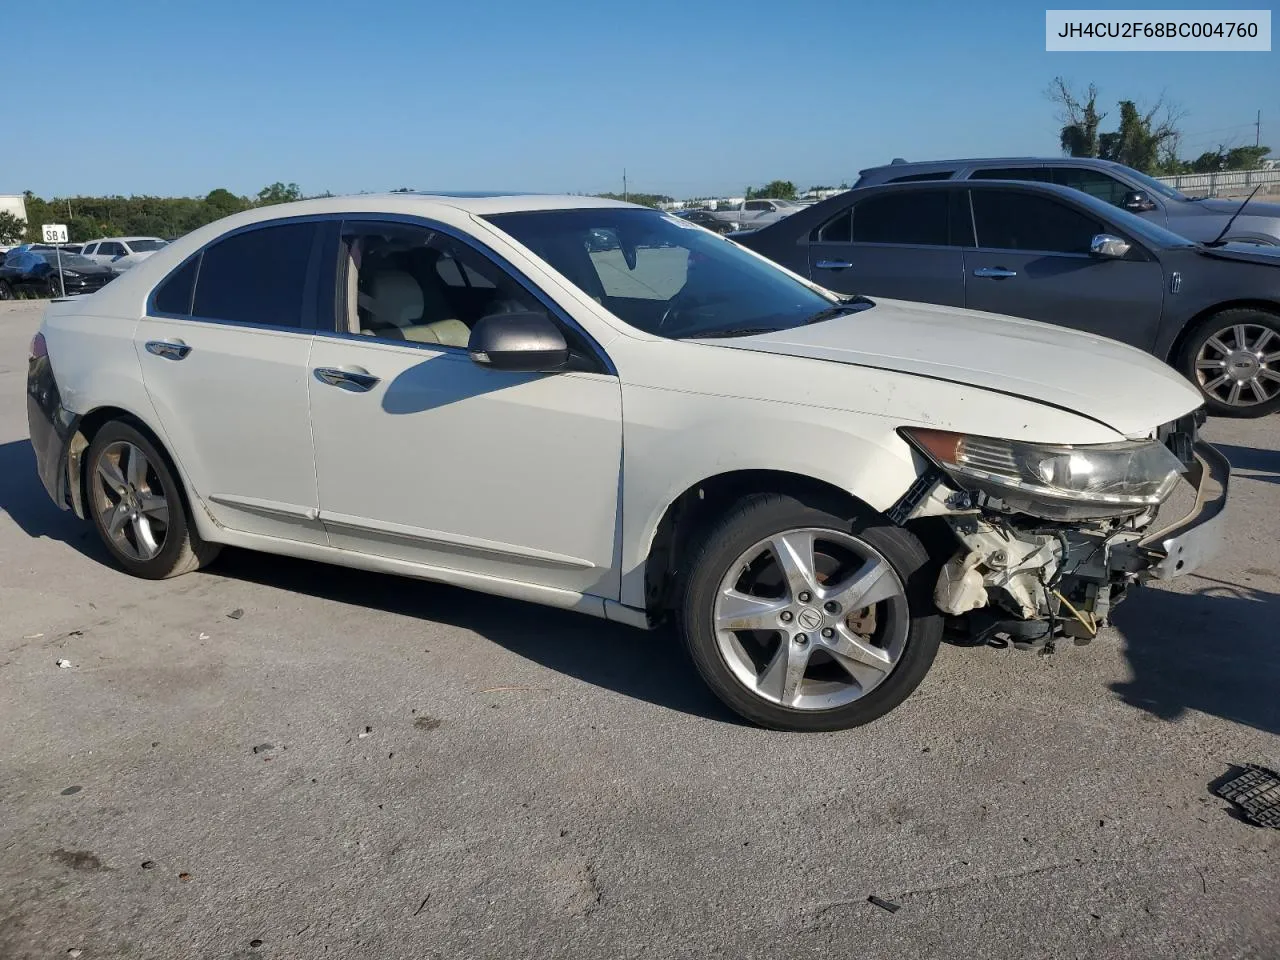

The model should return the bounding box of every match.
[342,227,534,347]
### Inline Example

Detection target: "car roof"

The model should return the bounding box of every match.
[746,178,1114,237]
[858,156,1128,177]
[88,236,165,243]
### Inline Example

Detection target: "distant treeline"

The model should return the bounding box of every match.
[16,182,308,243]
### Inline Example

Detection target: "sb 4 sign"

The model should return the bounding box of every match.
[42,224,69,244]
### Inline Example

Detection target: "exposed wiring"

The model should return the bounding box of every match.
[1053,589,1098,638]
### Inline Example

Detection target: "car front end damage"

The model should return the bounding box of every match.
[896,413,1229,647]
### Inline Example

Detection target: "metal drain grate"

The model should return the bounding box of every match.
[1215,764,1280,828]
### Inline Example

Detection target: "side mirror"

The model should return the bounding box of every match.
[1122,190,1157,213]
[1090,233,1132,259]
[468,311,568,373]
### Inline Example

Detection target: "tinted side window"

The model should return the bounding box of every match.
[82,244,97,255]
[851,192,949,245]
[970,167,1053,183]
[1050,168,1129,206]
[744,200,768,211]
[971,191,1103,254]
[99,242,122,257]
[192,222,316,327]
[152,255,199,315]
[886,171,955,183]
[810,208,852,243]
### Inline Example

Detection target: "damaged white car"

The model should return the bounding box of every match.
[27,194,1229,730]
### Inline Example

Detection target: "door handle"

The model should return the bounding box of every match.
[145,339,191,360]
[972,267,1017,278]
[314,366,381,392]
[814,260,854,270]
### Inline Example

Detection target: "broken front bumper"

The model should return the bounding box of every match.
[1133,441,1230,580]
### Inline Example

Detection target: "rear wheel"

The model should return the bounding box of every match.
[1180,307,1280,417]
[85,421,220,579]
[0,280,12,300]
[680,493,942,731]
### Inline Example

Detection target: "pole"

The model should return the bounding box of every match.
[55,242,65,298]
[623,168,628,203]
[1256,110,1261,148]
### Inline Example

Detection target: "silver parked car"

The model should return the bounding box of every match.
[854,157,1280,246]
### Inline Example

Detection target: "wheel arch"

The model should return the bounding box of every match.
[69,405,201,526]
[1165,298,1280,367]
[637,469,885,623]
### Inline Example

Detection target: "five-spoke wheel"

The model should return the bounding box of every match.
[682,493,942,731]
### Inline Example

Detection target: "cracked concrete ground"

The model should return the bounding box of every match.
[1,298,1277,959]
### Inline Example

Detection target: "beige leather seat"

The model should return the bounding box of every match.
[358,269,470,347]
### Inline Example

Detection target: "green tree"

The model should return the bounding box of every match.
[204,188,250,219]
[0,210,26,244]
[1049,77,1105,158]
[255,182,302,206]
[1190,145,1273,172]
[594,192,673,208]
[1048,79,1183,174]
[746,180,797,200]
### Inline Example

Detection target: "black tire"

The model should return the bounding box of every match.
[85,421,220,579]
[680,493,943,731]
[0,279,12,300]
[1178,307,1280,418]
[46,275,63,298]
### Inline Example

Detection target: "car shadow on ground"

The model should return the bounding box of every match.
[1210,443,1280,485]
[1110,574,1280,737]
[212,548,743,725]
[0,439,109,562]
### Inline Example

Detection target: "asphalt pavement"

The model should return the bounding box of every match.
[1,299,1277,959]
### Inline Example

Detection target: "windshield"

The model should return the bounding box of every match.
[127,239,166,252]
[484,207,843,339]
[1117,165,1188,202]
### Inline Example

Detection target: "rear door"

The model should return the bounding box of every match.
[135,219,327,543]
[806,188,968,306]
[963,187,1166,348]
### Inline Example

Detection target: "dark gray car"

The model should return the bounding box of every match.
[736,179,1280,417]
[854,157,1280,247]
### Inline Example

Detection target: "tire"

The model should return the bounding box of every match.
[46,275,63,298]
[1178,307,1280,418]
[85,421,220,579]
[680,493,943,731]
[0,280,12,300]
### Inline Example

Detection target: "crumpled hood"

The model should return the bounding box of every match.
[694,298,1203,438]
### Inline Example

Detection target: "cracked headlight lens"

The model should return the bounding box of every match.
[901,428,1185,520]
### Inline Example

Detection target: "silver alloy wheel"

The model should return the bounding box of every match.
[1195,323,1280,407]
[712,527,910,711]
[92,440,170,562]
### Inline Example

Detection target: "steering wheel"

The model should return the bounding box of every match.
[657,291,735,334]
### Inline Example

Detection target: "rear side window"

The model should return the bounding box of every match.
[851,192,949,245]
[971,191,1103,254]
[1049,168,1130,206]
[192,222,316,327]
[970,167,1053,183]
[811,208,853,242]
[152,256,199,315]
[886,171,955,183]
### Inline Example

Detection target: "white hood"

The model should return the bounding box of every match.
[697,298,1203,438]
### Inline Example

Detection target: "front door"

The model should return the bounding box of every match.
[307,219,623,598]
[963,188,1166,350]
[135,220,326,543]
[806,188,967,306]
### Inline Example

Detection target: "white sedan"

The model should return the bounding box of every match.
[27,193,1228,730]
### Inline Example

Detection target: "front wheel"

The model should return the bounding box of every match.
[1180,308,1280,417]
[681,493,942,731]
[0,280,12,300]
[45,275,63,298]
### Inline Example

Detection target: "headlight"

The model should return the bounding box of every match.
[901,428,1185,520]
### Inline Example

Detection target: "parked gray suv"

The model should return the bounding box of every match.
[855,157,1280,246]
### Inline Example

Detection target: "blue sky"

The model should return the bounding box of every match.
[10,0,1276,199]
